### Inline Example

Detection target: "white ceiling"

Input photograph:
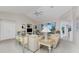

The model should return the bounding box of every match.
[0,6,72,23]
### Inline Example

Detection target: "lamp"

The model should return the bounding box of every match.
[41,26,51,41]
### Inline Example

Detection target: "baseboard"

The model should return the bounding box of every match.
[0,38,16,42]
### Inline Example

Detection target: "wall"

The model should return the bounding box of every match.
[0,20,16,40]
[35,19,61,31]
[74,7,79,45]
[0,12,33,40]
[60,8,74,41]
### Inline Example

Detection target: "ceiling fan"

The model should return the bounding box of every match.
[34,10,43,16]
[33,6,54,16]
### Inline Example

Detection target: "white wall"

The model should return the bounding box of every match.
[0,12,33,40]
[60,8,74,41]
[73,7,79,45]
[0,20,16,40]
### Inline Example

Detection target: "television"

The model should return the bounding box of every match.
[27,28,32,32]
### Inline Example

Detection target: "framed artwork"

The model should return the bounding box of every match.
[41,22,56,32]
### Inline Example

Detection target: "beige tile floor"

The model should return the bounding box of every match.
[0,39,79,53]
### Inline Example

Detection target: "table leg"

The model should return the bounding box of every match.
[48,46,51,53]
[39,43,40,53]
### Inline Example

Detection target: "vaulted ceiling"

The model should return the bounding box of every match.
[0,6,73,23]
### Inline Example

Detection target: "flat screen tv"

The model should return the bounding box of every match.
[27,28,32,32]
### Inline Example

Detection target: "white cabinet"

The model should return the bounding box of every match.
[28,35,39,52]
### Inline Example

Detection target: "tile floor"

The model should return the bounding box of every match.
[0,39,79,53]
